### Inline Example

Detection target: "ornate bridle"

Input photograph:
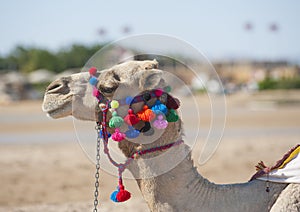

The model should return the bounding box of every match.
[88,67,183,210]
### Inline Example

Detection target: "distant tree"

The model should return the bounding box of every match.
[0,43,105,73]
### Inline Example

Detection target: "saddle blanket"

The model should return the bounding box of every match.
[250,145,300,183]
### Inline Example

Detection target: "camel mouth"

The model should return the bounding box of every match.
[43,102,72,119]
[42,95,73,119]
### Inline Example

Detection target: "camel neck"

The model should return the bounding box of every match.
[127,143,287,212]
[127,143,209,211]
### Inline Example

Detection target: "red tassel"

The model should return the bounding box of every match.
[116,185,131,202]
[124,109,140,125]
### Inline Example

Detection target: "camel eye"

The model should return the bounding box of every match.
[100,86,116,94]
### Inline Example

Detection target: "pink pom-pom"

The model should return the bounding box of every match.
[153,115,168,129]
[89,67,97,76]
[154,89,163,97]
[93,87,100,97]
[112,128,126,142]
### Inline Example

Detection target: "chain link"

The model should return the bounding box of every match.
[93,125,101,212]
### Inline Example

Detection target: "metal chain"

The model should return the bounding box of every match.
[93,124,101,212]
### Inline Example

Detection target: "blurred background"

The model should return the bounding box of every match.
[0,1,299,211]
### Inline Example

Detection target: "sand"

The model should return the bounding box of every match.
[0,91,300,211]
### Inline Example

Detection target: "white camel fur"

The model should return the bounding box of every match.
[42,60,300,212]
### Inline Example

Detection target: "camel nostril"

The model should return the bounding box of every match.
[47,83,61,91]
[46,78,71,95]
[46,81,64,93]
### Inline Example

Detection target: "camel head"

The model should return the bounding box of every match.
[42,60,182,157]
[42,60,159,120]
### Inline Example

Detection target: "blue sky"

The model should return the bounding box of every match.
[1,0,299,62]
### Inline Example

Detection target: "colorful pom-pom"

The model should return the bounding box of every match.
[151,100,168,115]
[164,86,172,93]
[89,67,97,76]
[125,126,140,138]
[166,109,179,122]
[109,111,124,128]
[154,89,164,97]
[166,94,180,110]
[125,96,133,105]
[93,87,100,98]
[153,115,168,129]
[99,130,111,139]
[124,109,140,126]
[140,121,151,133]
[110,100,119,109]
[111,128,126,142]
[143,92,151,101]
[89,77,98,86]
[137,105,156,122]
[116,185,131,202]
[110,190,119,202]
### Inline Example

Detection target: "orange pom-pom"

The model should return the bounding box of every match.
[137,105,156,122]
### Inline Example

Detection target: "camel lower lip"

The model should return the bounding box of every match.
[43,102,72,119]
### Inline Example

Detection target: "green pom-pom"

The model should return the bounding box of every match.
[109,111,124,128]
[164,86,171,93]
[166,109,179,122]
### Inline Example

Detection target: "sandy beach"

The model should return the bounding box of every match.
[0,91,300,211]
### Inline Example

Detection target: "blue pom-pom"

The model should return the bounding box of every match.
[110,190,119,202]
[89,77,98,86]
[125,126,140,139]
[151,100,168,114]
[125,96,133,105]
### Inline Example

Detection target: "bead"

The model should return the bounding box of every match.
[110,100,119,109]
[89,67,97,76]
[89,77,98,86]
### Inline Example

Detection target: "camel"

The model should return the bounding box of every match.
[42,60,300,212]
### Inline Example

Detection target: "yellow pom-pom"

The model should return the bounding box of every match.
[110,100,119,109]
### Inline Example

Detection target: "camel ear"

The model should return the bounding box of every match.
[138,69,165,90]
